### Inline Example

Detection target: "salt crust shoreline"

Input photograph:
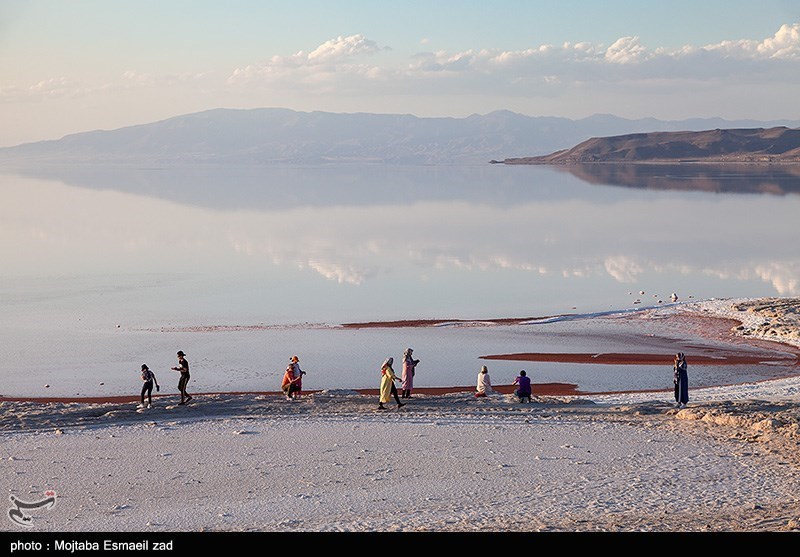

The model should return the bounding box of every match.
[2,297,800,533]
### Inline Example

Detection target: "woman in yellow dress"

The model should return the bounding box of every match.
[379,357,405,410]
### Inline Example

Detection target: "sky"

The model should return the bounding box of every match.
[1,0,799,147]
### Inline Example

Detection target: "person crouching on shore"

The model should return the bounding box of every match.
[475,365,492,398]
[513,370,532,403]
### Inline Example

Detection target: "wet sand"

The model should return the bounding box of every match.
[0,382,583,404]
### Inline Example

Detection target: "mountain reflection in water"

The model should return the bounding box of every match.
[553,163,800,195]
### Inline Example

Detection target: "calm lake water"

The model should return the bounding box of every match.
[1,163,799,397]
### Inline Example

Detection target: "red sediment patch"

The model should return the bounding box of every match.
[480,352,798,366]
[340,315,565,329]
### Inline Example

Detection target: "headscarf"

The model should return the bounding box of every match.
[480,365,488,374]
[674,353,686,378]
[404,348,413,360]
[381,357,393,374]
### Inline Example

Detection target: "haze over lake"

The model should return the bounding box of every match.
[1,163,798,397]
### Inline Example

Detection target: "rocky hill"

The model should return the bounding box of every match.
[498,127,800,164]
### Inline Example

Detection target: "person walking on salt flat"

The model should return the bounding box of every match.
[379,357,405,410]
[171,350,192,405]
[138,364,159,408]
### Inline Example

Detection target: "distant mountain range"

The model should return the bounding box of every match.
[2,108,800,165]
[497,127,800,164]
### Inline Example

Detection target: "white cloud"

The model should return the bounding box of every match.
[0,77,83,102]
[307,34,381,63]
[407,49,482,72]
[392,23,800,98]
[119,70,211,88]
[604,36,648,64]
[705,23,800,60]
[0,71,211,104]
[29,77,74,94]
[4,23,800,120]
[759,23,800,59]
[228,34,386,85]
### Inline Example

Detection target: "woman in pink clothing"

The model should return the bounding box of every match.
[400,348,420,399]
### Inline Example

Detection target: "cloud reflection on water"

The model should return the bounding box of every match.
[2,163,799,315]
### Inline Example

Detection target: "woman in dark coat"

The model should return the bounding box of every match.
[673,352,688,408]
